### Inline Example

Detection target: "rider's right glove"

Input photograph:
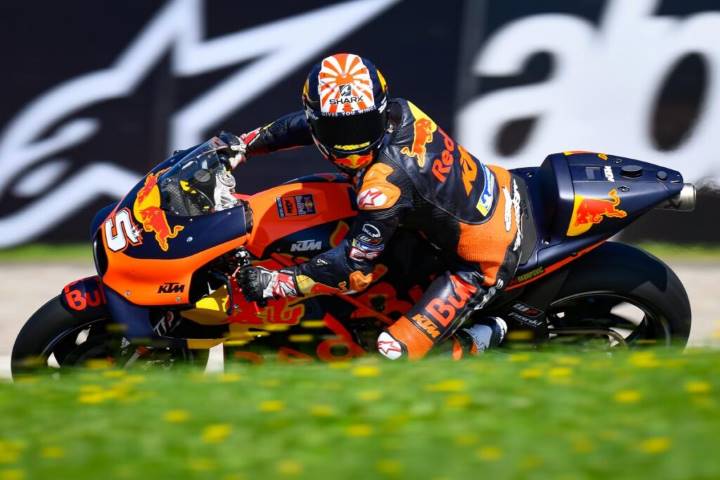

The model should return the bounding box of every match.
[219,128,262,169]
[236,266,298,302]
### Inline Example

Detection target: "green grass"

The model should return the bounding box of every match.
[1,349,719,479]
[1,242,719,264]
[0,243,92,262]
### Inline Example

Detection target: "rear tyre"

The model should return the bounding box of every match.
[547,242,691,347]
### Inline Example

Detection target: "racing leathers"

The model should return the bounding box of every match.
[239,98,526,360]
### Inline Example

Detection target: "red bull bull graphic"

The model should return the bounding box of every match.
[400,102,437,168]
[567,188,627,237]
[132,170,184,251]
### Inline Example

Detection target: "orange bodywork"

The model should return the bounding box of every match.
[102,179,356,307]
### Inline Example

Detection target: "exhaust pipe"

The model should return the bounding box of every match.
[657,183,696,212]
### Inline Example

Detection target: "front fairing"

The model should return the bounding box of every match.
[93,138,252,306]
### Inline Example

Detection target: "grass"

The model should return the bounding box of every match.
[1,349,719,479]
[0,242,719,264]
[0,243,92,263]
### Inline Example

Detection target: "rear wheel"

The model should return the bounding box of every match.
[545,242,691,348]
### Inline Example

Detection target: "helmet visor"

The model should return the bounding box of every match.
[312,110,385,155]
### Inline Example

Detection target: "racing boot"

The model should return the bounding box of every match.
[450,316,508,358]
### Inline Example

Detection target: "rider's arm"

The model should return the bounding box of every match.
[296,162,414,295]
[237,160,415,300]
[243,110,314,156]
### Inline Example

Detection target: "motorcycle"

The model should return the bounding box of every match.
[11,137,695,375]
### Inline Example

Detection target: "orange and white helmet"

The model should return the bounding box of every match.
[302,53,389,172]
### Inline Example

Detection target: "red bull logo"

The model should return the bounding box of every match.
[567,188,627,237]
[400,102,437,167]
[132,170,184,251]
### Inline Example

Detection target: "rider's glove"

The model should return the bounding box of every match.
[218,131,247,169]
[236,266,298,302]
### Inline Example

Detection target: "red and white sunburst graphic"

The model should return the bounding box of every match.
[318,53,375,114]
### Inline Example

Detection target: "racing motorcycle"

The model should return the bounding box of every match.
[11,137,695,375]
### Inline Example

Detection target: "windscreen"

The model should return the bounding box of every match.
[156,137,239,216]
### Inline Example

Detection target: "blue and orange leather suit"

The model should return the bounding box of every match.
[244,98,526,359]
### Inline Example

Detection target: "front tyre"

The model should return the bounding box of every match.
[11,295,205,377]
[547,242,691,347]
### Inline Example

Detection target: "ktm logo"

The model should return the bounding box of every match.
[412,313,440,339]
[157,282,185,294]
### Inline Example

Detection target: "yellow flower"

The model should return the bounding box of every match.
[555,355,581,366]
[684,381,711,394]
[376,459,404,475]
[102,370,126,378]
[0,441,23,464]
[85,359,113,370]
[520,368,543,379]
[629,352,660,368]
[329,361,351,369]
[476,446,503,461]
[0,469,24,480]
[614,390,642,404]
[445,394,472,409]
[357,390,383,402]
[352,365,380,378]
[258,400,285,413]
[277,460,303,476]
[508,353,531,362]
[163,409,190,423]
[425,379,466,392]
[77,392,107,405]
[639,437,671,454]
[547,367,572,378]
[346,424,373,437]
[218,373,242,383]
[40,446,64,459]
[309,404,335,417]
[201,424,232,444]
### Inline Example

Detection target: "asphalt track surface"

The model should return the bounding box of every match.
[1,261,718,378]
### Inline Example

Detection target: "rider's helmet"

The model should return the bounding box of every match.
[302,53,389,173]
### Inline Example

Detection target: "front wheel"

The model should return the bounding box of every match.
[545,242,691,348]
[11,295,205,377]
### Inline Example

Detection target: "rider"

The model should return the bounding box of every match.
[230,53,526,360]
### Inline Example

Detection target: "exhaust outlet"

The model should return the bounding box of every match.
[657,183,696,212]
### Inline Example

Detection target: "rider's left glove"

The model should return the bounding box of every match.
[236,266,298,302]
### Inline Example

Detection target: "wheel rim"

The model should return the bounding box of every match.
[546,291,672,348]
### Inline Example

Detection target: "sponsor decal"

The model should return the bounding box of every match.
[411,313,441,339]
[357,187,388,209]
[349,239,384,262]
[514,266,544,283]
[63,278,106,311]
[377,331,403,360]
[290,239,322,252]
[507,311,545,328]
[318,53,375,114]
[103,207,142,252]
[567,188,628,237]
[276,194,317,218]
[0,0,398,247]
[603,165,615,182]
[361,223,381,239]
[431,128,490,208]
[512,303,543,318]
[133,170,184,251]
[424,274,478,327]
[400,102,437,168]
[157,282,185,294]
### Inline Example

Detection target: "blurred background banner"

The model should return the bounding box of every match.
[0,0,718,247]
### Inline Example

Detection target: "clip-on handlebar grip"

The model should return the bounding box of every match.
[235,248,267,309]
